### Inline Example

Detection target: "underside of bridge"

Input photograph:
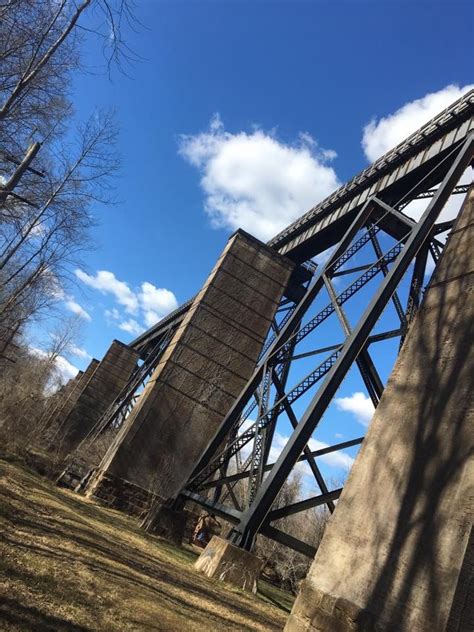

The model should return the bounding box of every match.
[45,90,474,629]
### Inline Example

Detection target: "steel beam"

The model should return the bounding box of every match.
[323,274,383,405]
[266,488,343,522]
[199,437,364,490]
[182,197,380,490]
[272,370,336,513]
[260,525,317,558]
[270,91,473,259]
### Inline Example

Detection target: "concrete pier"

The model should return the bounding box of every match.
[38,371,84,429]
[285,189,474,631]
[46,341,139,461]
[86,230,294,514]
[43,359,99,446]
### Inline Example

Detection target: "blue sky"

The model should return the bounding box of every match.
[36,0,473,485]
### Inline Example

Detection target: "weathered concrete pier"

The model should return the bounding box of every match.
[285,188,474,631]
[85,230,294,514]
[44,341,138,460]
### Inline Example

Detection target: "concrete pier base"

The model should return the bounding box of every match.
[194,536,264,594]
[285,585,380,632]
[285,188,474,632]
[80,469,151,516]
[56,460,92,490]
[85,466,193,542]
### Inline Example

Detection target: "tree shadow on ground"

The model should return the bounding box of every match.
[0,598,91,632]
[0,459,284,631]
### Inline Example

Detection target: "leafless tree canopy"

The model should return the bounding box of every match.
[0,1,136,458]
[255,473,330,594]
[0,0,137,141]
[0,316,81,454]
[0,0,135,351]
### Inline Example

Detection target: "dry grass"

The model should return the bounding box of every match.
[0,455,292,631]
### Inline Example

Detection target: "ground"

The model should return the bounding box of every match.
[0,455,293,631]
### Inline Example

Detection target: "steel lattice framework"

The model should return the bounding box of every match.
[92,91,474,557]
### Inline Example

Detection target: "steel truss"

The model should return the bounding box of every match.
[86,92,472,557]
[160,132,474,557]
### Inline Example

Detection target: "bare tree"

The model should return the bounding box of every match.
[46,315,84,365]
[198,463,331,594]
[0,0,136,352]
[0,111,119,341]
[0,0,136,145]
[253,472,331,593]
[0,1,136,450]
[0,315,84,457]
[0,0,134,211]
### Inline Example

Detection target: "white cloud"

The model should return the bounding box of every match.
[75,269,178,332]
[139,282,178,327]
[362,84,474,162]
[48,274,65,300]
[361,86,473,278]
[143,311,160,328]
[69,345,91,360]
[75,269,139,314]
[267,431,354,475]
[104,307,121,322]
[29,347,79,386]
[64,298,91,321]
[179,114,340,241]
[118,318,144,336]
[382,83,474,225]
[308,438,354,470]
[55,355,80,383]
[334,391,374,427]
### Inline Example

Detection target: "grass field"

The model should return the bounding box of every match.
[0,455,293,631]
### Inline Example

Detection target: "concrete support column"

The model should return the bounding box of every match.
[194,536,264,593]
[86,230,294,516]
[56,373,82,401]
[39,371,83,427]
[285,189,474,631]
[43,359,99,445]
[48,340,139,461]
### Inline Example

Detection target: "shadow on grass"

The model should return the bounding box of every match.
[1,460,286,631]
[0,597,91,632]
